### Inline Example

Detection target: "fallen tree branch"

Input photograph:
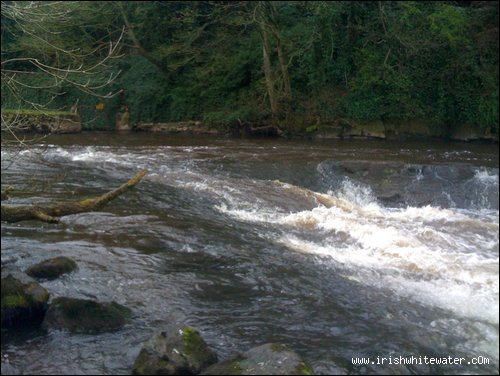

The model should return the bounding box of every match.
[1,170,147,223]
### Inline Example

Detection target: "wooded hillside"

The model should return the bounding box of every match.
[2,1,498,136]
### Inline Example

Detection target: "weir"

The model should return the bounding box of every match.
[1,134,498,375]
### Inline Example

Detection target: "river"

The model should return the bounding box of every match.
[1,132,499,375]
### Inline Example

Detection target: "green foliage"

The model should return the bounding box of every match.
[113,55,171,124]
[2,1,498,135]
[477,91,499,130]
[305,125,318,134]
[428,4,468,45]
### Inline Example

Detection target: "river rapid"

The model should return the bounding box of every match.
[1,132,499,375]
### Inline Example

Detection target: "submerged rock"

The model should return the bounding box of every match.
[133,326,218,375]
[201,343,314,375]
[42,297,131,334]
[26,257,77,280]
[1,269,50,327]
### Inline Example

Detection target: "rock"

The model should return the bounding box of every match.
[201,343,314,375]
[133,326,218,375]
[313,127,343,139]
[116,107,131,131]
[25,257,77,280]
[47,117,82,134]
[1,362,20,375]
[450,123,495,142]
[385,120,437,138]
[42,297,131,334]
[1,269,50,327]
[342,119,386,139]
[134,121,220,135]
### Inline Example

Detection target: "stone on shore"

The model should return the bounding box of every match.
[133,326,218,375]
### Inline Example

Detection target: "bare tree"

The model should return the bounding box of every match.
[1,2,148,223]
[1,1,125,138]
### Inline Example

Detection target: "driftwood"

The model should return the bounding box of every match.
[1,170,147,223]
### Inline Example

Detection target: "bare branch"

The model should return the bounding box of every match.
[1,1,126,111]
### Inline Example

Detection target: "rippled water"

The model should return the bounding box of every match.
[1,133,499,375]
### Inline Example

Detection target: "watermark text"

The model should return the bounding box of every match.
[351,355,491,366]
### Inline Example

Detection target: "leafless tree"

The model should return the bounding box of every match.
[1,1,125,139]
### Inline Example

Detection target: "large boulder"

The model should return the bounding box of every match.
[25,257,77,280]
[201,343,314,375]
[1,269,49,327]
[133,326,218,375]
[42,297,131,334]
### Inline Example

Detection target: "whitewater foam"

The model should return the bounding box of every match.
[215,182,499,330]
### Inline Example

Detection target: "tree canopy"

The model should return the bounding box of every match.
[1,1,498,135]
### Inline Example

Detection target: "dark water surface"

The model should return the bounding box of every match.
[1,132,499,374]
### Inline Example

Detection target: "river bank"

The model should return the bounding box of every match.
[1,110,82,134]
[132,118,498,143]
[2,108,498,143]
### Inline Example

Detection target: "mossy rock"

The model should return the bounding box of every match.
[26,257,77,280]
[1,269,50,327]
[41,297,131,334]
[201,343,314,375]
[133,326,218,375]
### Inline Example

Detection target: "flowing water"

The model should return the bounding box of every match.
[1,132,499,375]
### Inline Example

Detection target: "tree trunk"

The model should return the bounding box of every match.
[275,35,292,100]
[269,3,291,102]
[258,4,279,117]
[1,170,147,223]
[119,5,165,72]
